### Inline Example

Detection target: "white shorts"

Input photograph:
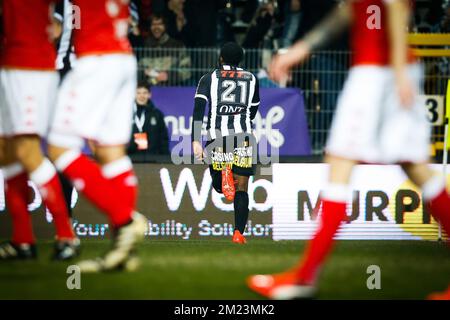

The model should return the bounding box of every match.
[48,54,137,149]
[0,69,58,137]
[326,64,430,164]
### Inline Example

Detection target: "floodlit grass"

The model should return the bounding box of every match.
[0,239,448,299]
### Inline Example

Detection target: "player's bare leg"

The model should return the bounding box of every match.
[401,162,450,299]
[401,162,450,241]
[0,138,16,171]
[13,136,46,172]
[0,138,6,163]
[248,155,356,299]
[232,174,249,244]
[49,144,147,272]
[11,135,78,260]
[0,137,37,259]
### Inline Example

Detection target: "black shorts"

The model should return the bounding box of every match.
[205,133,257,193]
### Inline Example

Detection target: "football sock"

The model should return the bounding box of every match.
[295,184,349,284]
[3,163,35,245]
[29,158,75,240]
[58,172,74,218]
[101,156,137,226]
[423,176,450,240]
[234,191,249,234]
[56,151,134,228]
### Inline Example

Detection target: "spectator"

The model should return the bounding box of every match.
[295,0,346,49]
[242,0,278,49]
[128,0,143,47]
[132,0,166,38]
[413,0,443,33]
[183,0,221,47]
[281,0,302,48]
[440,3,450,32]
[239,0,259,25]
[127,82,170,157]
[138,14,191,85]
[165,0,188,42]
[217,1,237,46]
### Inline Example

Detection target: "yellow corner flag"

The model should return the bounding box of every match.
[447,79,450,120]
[446,79,450,149]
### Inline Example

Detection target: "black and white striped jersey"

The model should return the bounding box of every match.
[194,65,260,141]
[54,0,76,74]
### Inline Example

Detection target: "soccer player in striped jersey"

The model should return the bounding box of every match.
[247,0,450,299]
[192,42,260,244]
[53,0,77,79]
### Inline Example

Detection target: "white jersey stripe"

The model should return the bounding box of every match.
[234,114,243,134]
[209,72,218,140]
[195,94,208,102]
[199,65,259,140]
[247,75,256,133]
[221,115,230,136]
[56,0,75,70]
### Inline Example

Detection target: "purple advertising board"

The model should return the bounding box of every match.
[151,87,311,156]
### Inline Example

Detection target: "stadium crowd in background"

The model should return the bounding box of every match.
[126,0,450,91]
[128,0,450,49]
[130,0,341,50]
[134,14,191,85]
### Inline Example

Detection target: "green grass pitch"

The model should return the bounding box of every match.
[0,239,449,299]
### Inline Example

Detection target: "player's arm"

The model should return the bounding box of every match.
[0,0,2,31]
[192,98,207,142]
[191,75,210,160]
[386,0,414,107]
[0,0,4,28]
[52,1,64,43]
[269,1,352,83]
[250,76,260,120]
[158,110,170,155]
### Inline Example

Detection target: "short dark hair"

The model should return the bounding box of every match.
[220,42,244,66]
[137,81,151,91]
[150,14,166,27]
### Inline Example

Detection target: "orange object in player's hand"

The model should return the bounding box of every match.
[222,165,235,201]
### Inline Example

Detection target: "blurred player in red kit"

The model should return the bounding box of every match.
[0,0,79,260]
[247,0,450,299]
[47,0,148,272]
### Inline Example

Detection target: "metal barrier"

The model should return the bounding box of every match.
[133,38,450,157]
